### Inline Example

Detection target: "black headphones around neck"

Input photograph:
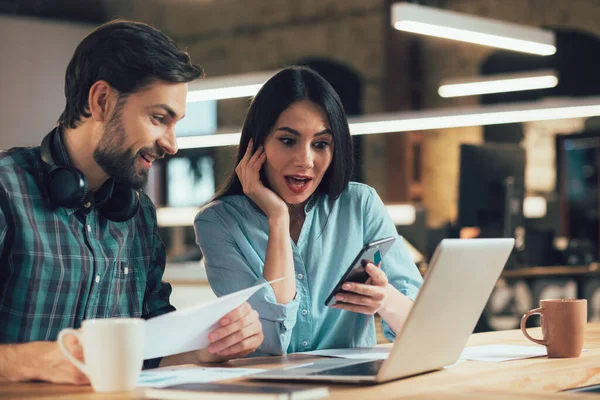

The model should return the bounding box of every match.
[40,128,140,222]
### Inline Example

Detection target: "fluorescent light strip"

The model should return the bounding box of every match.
[349,97,600,135]
[187,84,264,102]
[439,70,559,98]
[394,21,556,56]
[177,132,241,149]
[177,97,600,149]
[186,70,277,102]
[391,3,556,56]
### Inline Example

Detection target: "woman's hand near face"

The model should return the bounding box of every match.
[236,139,296,304]
[236,139,288,220]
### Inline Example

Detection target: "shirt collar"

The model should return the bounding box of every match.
[304,195,319,213]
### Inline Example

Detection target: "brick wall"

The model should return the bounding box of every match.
[105,0,600,226]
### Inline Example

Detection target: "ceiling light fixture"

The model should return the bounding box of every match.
[177,131,241,149]
[391,2,556,56]
[186,70,277,102]
[350,96,600,135]
[438,69,559,98]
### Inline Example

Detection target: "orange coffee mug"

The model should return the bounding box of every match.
[521,299,587,358]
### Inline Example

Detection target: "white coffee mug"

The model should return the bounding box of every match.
[57,318,145,392]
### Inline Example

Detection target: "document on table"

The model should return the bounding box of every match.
[459,344,547,362]
[297,344,554,363]
[143,278,284,359]
[299,347,391,360]
[137,367,266,388]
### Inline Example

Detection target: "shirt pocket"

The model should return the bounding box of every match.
[105,260,147,318]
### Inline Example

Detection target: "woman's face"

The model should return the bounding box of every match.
[262,100,334,206]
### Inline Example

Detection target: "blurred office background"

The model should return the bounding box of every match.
[3,0,600,339]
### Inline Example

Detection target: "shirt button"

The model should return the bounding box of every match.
[301,309,309,316]
[95,275,100,283]
[84,202,91,209]
[87,225,92,233]
[297,273,304,280]
[302,341,309,347]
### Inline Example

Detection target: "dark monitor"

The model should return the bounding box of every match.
[523,193,561,266]
[556,131,600,260]
[458,144,526,239]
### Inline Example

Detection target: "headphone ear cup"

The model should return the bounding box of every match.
[45,166,88,209]
[99,183,140,222]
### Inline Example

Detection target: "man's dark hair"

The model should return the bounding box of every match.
[213,66,353,202]
[58,20,203,129]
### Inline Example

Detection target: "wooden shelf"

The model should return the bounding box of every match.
[501,263,600,279]
[418,263,600,279]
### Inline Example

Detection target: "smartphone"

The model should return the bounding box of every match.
[324,236,396,307]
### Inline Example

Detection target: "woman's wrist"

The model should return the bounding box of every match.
[268,212,289,227]
[379,284,400,317]
[377,285,415,335]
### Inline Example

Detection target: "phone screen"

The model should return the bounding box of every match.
[344,250,382,283]
[325,237,395,307]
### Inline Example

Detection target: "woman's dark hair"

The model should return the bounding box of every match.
[213,66,353,202]
[58,19,203,129]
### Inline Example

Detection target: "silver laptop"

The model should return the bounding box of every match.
[251,238,515,383]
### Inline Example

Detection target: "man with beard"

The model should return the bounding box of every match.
[0,20,263,384]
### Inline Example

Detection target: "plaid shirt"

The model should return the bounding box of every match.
[0,131,174,366]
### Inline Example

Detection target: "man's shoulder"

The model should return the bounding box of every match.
[0,147,43,190]
[0,146,40,169]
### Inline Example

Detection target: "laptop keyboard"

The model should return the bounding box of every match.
[309,360,384,376]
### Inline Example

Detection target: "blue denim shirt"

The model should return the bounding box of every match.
[194,182,423,356]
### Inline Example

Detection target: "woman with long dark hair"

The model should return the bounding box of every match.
[195,66,422,356]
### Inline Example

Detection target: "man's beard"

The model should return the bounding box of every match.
[93,104,149,190]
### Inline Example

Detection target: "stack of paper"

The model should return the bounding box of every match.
[137,367,266,388]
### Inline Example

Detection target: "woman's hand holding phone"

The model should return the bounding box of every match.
[236,139,288,220]
[331,262,391,315]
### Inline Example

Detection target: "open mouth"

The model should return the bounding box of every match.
[285,175,313,193]
[139,151,157,167]
[139,152,157,168]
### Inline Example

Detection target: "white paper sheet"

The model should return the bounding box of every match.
[298,347,391,360]
[459,345,547,362]
[137,367,265,388]
[143,278,284,359]
[443,359,466,369]
[296,344,556,364]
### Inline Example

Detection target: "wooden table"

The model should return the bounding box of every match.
[4,324,600,399]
